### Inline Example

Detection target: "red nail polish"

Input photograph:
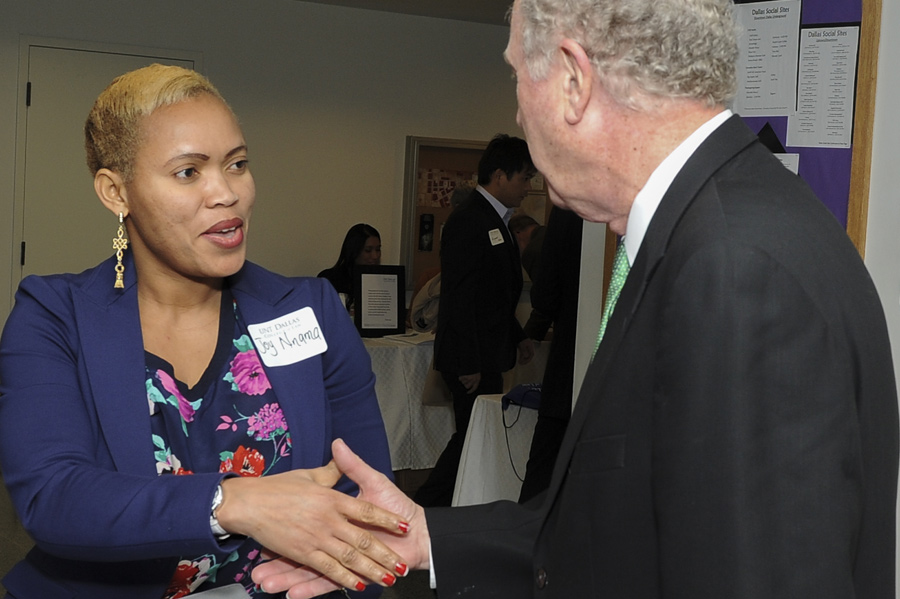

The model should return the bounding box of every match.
[395,563,408,576]
[382,573,396,586]
[398,521,410,533]
[355,581,366,592]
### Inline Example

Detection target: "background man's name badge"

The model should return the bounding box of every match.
[489,228,505,246]
[248,307,328,367]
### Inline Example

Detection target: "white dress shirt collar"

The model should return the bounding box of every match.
[477,185,514,225]
[623,109,733,264]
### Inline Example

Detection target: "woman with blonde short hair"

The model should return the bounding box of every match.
[0,64,407,599]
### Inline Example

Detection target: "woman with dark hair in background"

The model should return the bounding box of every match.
[317,224,381,311]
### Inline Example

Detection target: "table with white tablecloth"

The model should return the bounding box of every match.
[363,334,455,471]
[452,393,539,506]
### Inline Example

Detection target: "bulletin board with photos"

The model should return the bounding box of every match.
[401,136,549,294]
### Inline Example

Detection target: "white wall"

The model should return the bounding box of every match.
[866,6,900,377]
[0,0,520,321]
[862,1,900,592]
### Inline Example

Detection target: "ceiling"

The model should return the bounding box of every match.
[299,0,513,27]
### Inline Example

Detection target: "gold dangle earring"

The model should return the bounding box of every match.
[112,212,129,288]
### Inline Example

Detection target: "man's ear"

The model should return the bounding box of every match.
[559,38,593,125]
[93,168,129,218]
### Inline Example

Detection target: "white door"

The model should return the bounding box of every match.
[16,44,195,279]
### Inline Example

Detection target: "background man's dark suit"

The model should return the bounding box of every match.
[519,206,583,502]
[415,188,526,507]
[426,116,899,598]
[434,188,524,377]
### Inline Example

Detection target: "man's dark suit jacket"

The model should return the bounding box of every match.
[524,206,583,421]
[426,116,899,598]
[434,189,525,375]
[518,207,583,502]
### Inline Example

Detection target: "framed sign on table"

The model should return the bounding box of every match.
[353,265,406,337]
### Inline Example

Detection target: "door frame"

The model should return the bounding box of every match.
[6,36,202,313]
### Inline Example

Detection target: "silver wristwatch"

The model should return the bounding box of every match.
[210,483,230,540]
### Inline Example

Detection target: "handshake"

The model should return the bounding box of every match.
[229,439,431,598]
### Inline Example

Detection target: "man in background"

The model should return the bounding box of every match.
[414,134,536,507]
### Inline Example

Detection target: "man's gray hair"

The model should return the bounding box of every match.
[517,0,739,110]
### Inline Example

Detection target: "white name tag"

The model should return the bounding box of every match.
[489,228,505,246]
[248,307,328,367]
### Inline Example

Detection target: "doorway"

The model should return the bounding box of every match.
[11,40,198,285]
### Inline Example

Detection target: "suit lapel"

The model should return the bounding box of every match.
[471,192,523,289]
[639,116,757,266]
[229,264,327,470]
[541,116,760,510]
[75,254,155,475]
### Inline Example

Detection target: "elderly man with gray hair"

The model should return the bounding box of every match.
[255,0,898,597]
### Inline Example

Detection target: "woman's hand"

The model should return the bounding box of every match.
[252,439,431,598]
[216,458,410,592]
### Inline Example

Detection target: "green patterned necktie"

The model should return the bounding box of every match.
[594,241,630,354]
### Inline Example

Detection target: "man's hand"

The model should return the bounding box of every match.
[518,338,535,365]
[458,372,482,393]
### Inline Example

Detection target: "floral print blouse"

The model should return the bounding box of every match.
[147,292,291,598]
